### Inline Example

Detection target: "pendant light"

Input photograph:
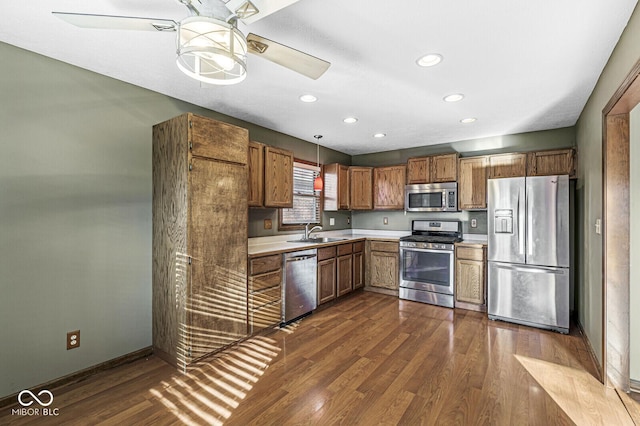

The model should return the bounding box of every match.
[313,135,323,191]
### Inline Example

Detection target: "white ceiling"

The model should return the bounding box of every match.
[0,1,637,155]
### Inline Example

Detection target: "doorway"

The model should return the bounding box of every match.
[602,58,640,392]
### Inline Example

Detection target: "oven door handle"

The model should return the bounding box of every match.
[400,247,454,254]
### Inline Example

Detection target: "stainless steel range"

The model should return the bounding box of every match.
[399,220,462,308]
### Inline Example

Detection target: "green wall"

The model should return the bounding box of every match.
[575,2,640,368]
[351,127,576,167]
[0,41,346,399]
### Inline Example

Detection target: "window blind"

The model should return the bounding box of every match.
[281,162,321,225]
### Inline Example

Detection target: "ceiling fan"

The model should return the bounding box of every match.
[52,0,331,85]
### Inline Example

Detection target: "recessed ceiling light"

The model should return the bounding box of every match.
[373,133,386,138]
[299,94,317,103]
[443,93,464,102]
[343,117,358,124]
[460,117,477,124]
[416,54,443,67]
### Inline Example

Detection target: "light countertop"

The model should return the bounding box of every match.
[248,229,410,257]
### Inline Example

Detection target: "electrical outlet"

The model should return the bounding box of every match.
[330,218,335,226]
[595,218,601,235]
[264,219,272,230]
[67,330,80,350]
[471,218,477,228]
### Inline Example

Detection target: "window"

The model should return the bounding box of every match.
[280,161,322,228]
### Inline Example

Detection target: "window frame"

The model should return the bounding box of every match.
[278,159,323,231]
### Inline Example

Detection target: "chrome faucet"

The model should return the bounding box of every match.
[304,223,323,240]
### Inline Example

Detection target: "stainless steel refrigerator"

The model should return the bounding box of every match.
[487,175,570,333]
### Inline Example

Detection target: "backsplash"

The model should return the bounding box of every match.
[351,210,487,234]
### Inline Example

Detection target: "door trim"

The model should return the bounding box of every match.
[602,57,640,391]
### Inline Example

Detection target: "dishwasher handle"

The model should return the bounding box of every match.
[286,254,317,262]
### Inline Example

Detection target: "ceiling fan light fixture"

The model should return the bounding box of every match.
[176,17,247,85]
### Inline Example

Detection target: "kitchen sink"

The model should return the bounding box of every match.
[287,237,347,244]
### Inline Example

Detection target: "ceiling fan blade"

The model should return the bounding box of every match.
[225,0,300,24]
[247,33,330,80]
[52,12,177,32]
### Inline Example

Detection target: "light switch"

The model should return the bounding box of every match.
[330,218,335,226]
[595,218,601,235]
[383,217,389,225]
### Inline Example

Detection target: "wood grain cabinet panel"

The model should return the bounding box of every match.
[324,163,350,211]
[248,141,265,207]
[526,148,576,177]
[366,240,399,292]
[407,157,431,184]
[337,254,353,296]
[458,156,488,210]
[455,244,486,311]
[317,257,336,305]
[152,113,248,369]
[488,153,527,178]
[431,153,459,182]
[264,146,294,208]
[374,165,407,210]
[353,241,365,290]
[350,166,373,210]
[248,253,283,334]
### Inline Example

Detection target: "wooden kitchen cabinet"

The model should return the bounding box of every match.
[353,241,365,290]
[407,157,431,184]
[458,156,488,210]
[324,163,350,211]
[248,141,265,207]
[152,113,249,369]
[350,166,374,210]
[431,153,459,182]
[264,145,294,208]
[527,148,576,178]
[374,165,406,210]
[248,254,283,334]
[336,243,353,297]
[488,152,527,179]
[455,243,486,312]
[317,246,337,305]
[366,240,399,293]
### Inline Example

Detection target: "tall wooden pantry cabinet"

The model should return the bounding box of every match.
[152,113,249,370]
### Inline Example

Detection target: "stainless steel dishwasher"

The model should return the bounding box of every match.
[282,249,317,324]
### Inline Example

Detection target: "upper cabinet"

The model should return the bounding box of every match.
[249,145,293,208]
[488,153,527,179]
[324,163,350,211]
[407,157,431,184]
[458,156,488,210]
[406,153,458,184]
[431,153,459,182]
[374,165,406,210]
[248,141,265,207]
[527,148,576,178]
[350,166,374,210]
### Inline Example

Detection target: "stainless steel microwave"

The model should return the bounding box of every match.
[405,182,458,212]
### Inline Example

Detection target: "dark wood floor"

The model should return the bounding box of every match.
[1,291,635,425]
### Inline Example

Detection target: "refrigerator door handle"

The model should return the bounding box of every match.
[526,184,533,256]
[492,262,566,274]
[518,187,525,255]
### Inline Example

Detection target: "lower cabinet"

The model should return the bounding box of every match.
[317,240,366,305]
[248,254,283,333]
[318,246,337,304]
[353,242,365,290]
[454,243,487,311]
[366,240,399,293]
